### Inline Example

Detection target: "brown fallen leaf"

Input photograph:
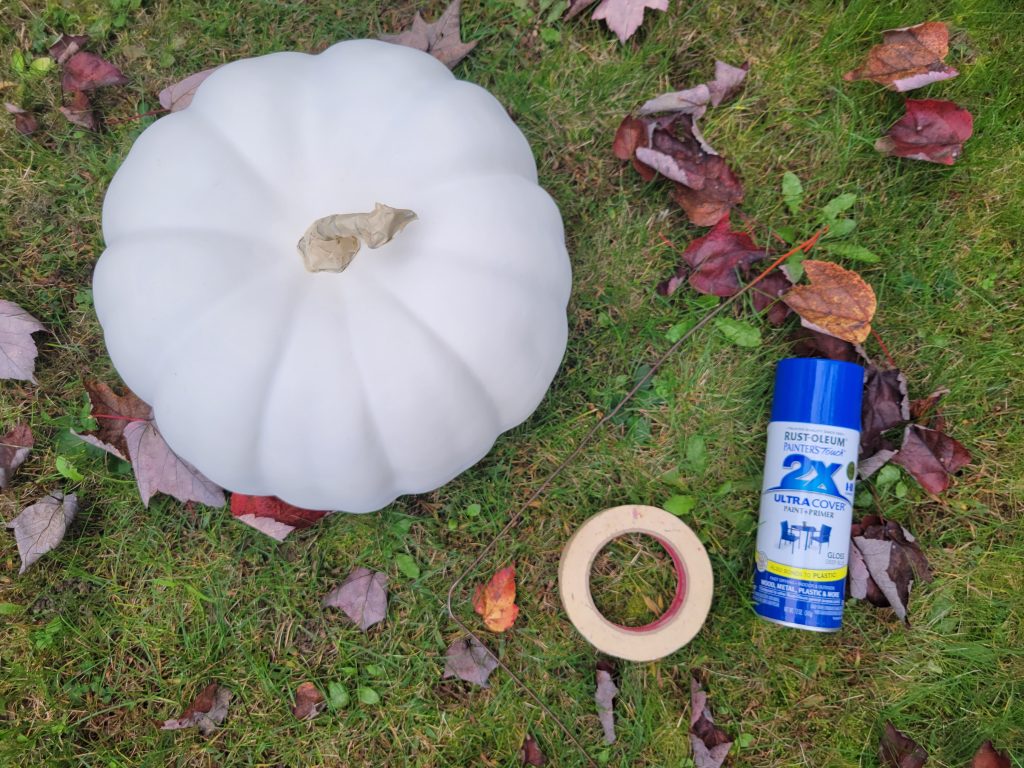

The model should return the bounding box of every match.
[657,215,766,297]
[576,0,669,45]
[690,675,732,768]
[323,567,388,631]
[381,0,478,69]
[909,387,949,425]
[442,635,499,688]
[875,99,973,166]
[158,67,220,112]
[61,51,128,92]
[844,21,958,92]
[78,381,153,459]
[782,260,877,344]
[891,424,970,495]
[5,492,78,574]
[518,734,546,766]
[612,115,658,181]
[4,103,39,135]
[861,366,910,460]
[59,89,99,131]
[878,721,927,768]
[160,682,232,736]
[230,493,329,541]
[595,661,618,745]
[971,741,1011,768]
[292,682,326,721]
[48,34,89,66]
[0,424,33,490]
[750,270,793,326]
[0,300,45,383]
[790,327,867,364]
[472,565,519,633]
[849,515,932,624]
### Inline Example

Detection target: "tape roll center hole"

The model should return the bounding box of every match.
[589,533,684,629]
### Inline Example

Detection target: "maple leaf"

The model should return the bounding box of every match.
[909,387,949,426]
[59,89,99,131]
[125,420,226,508]
[690,675,732,768]
[891,424,970,495]
[595,661,618,745]
[323,567,388,631]
[849,515,932,624]
[230,493,329,541]
[4,103,39,135]
[160,682,232,736]
[292,682,326,721]
[158,67,220,112]
[638,60,748,133]
[382,0,477,70]
[442,635,499,688]
[472,565,519,633]
[0,300,45,383]
[519,734,546,766]
[875,99,973,166]
[6,492,77,574]
[78,381,152,459]
[844,22,958,92]
[878,722,927,768]
[583,0,669,44]
[48,34,89,65]
[60,51,128,92]
[860,365,909,464]
[782,260,877,344]
[972,741,1011,768]
[657,216,766,297]
[0,424,33,490]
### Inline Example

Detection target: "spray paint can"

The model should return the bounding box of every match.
[752,357,864,631]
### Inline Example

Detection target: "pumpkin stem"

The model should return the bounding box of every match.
[297,203,417,273]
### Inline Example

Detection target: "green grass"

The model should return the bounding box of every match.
[2,0,1023,766]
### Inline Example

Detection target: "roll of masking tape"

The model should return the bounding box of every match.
[558,505,713,662]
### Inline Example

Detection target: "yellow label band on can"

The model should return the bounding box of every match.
[765,561,847,582]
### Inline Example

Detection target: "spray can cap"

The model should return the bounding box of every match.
[771,357,864,431]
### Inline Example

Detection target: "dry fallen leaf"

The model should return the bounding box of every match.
[879,721,927,768]
[782,260,877,344]
[518,734,546,766]
[0,424,33,490]
[78,380,153,459]
[595,662,618,745]
[690,675,732,768]
[6,492,77,574]
[875,99,973,166]
[59,89,99,131]
[292,682,326,721]
[891,424,970,495]
[381,0,478,69]
[323,567,388,631]
[48,34,89,66]
[657,215,766,297]
[472,565,519,633]
[0,300,45,383]
[160,682,232,736]
[158,67,220,112]
[61,51,128,92]
[124,420,225,508]
[971,741,1011,768]
[849,515,932,624]
[844,21,958,91]
[4,103,39,135]
[442,635,499,688]
[860,365,910,463]
[575,0,670,45]
[230,493,329,541]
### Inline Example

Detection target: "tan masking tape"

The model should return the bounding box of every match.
[558,505,714,662]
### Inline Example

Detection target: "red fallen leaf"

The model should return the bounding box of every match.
[48,34,89,65]
[4,103,39,135]
[61,51,128,92]
[59,89,99,131]
[875,99,973,166]
[878,722,927,768]
[844,21,958,92]
[595,661,618,745]
[750,270,793,326]
[613,115,657,181]
[790,327,867,364]
[442,634,498,688]
[657,216,766,297]
[972,741,1011,768]
[160,682,231,736]
[892,424,970,495]
[230,493,328,541]
[0,424,33,490]
[381,0,477,69]
[519,734,546,766]
[472,565,519,632]
[849,515,932,623]
[690,674,732,768]
[292,682,326,720]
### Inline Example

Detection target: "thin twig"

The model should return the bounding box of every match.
[445,227,827,766]
[105,107,167,126]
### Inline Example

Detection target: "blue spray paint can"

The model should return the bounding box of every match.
[752,357,864,631]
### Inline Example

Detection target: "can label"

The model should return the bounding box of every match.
[752,420,859,630]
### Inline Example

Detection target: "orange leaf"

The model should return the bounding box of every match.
[472,565,519,633]
[782,260,877,344]
[843,22,958,92]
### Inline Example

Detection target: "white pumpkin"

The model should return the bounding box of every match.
[94,40,571,512]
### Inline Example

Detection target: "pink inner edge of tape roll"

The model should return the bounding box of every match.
[609,535,688,633]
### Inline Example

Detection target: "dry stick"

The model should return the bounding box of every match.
[444,227,827,766]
